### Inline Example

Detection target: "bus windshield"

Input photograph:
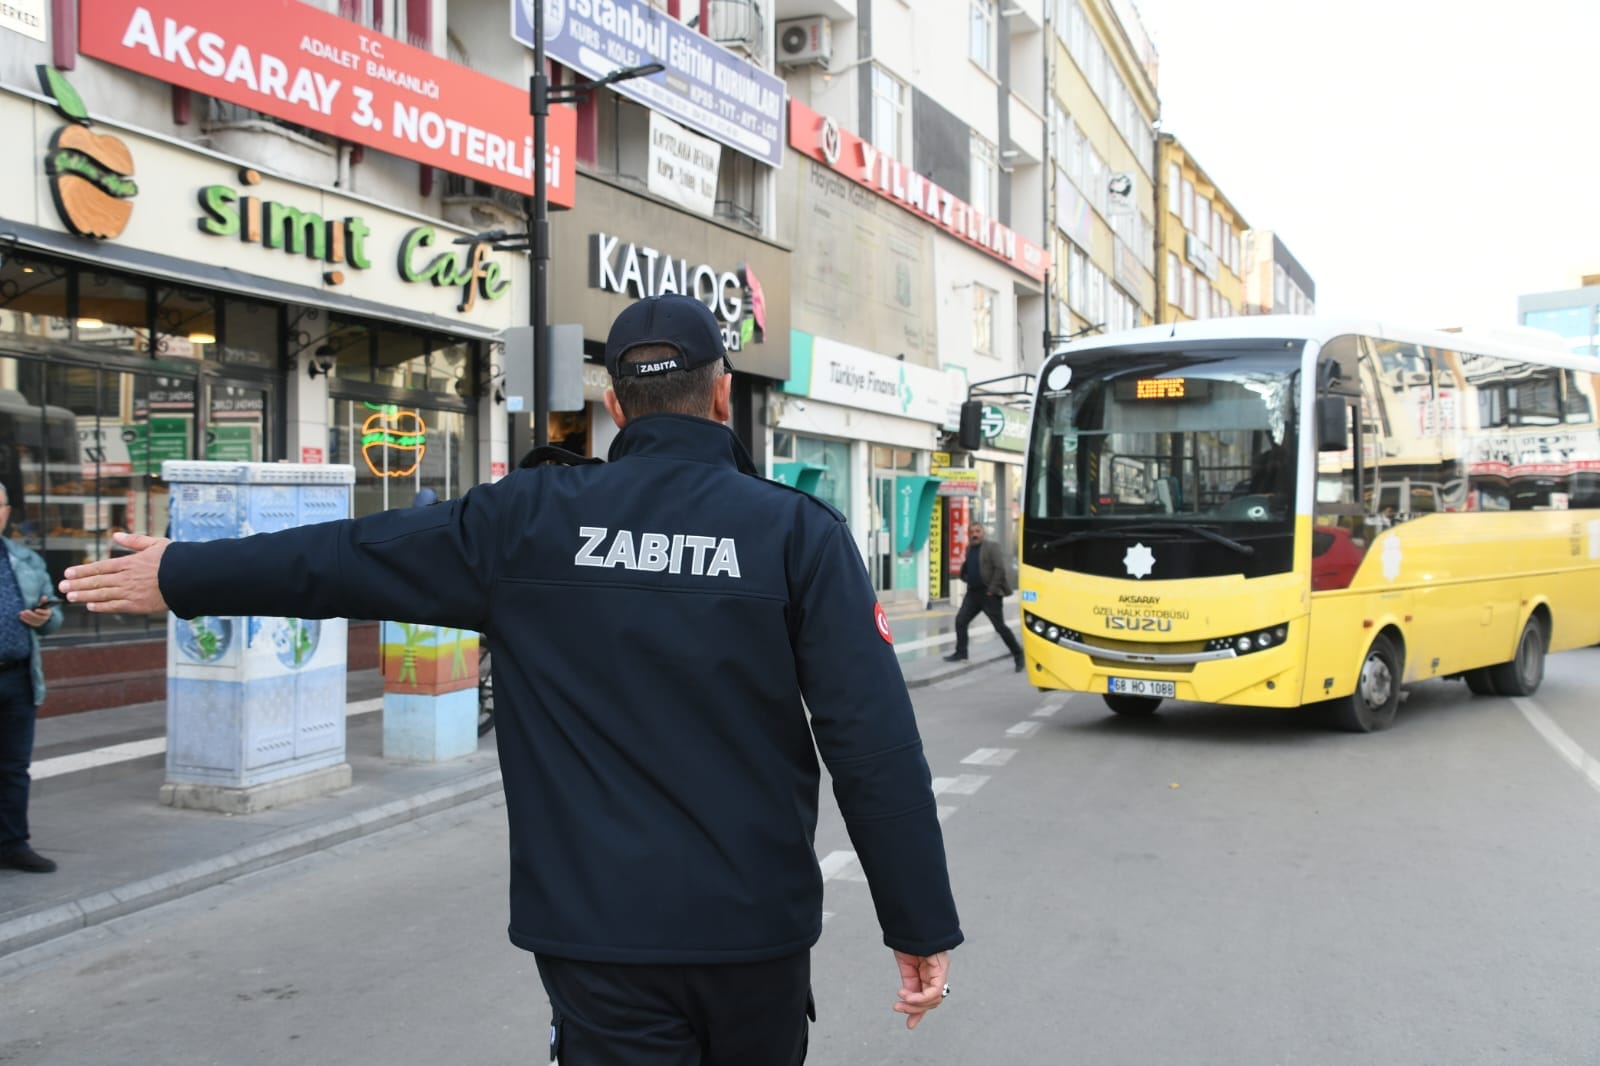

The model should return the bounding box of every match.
[1025,339,1303,580]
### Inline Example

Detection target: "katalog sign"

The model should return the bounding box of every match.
[80,0,577,207]
[789,99,1049,282]
[513,0,784,168]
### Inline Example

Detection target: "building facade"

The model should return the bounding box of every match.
[773,0,1051,604]
[1241,229,1316,316]
[1519,279,1600,357]
[1154,134,1247,322]
[1046,0,1159,343]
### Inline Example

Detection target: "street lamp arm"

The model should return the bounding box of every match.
[546,62,666,104]
[1043,322,1106,348]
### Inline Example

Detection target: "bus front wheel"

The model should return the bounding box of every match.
[1487,616,1547,698]
[1103,693,1162,716]
[1328,634,1402,733]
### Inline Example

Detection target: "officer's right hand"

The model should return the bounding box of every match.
[891,949,951,1030]
[61,532,172,614]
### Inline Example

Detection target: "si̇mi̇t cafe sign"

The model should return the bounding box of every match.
[32,67,510,315]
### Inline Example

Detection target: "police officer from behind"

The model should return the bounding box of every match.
[59,294,962,1063]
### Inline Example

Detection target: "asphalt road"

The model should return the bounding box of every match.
[4,648,1600,1065]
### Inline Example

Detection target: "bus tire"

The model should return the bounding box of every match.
[1328,634,1401,733]
[1462,668,1498,696]
[1487,616,1546,698]
[1103,694,1162,716]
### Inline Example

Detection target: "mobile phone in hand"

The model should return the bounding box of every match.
[36,595,65,608]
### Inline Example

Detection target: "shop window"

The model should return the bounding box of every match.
[220,297,281,369]
[794,435,851,522]
[153,287,217,361]
[0,254,71,342]
[325,316,375,383]
[374,328,427,390]
[77,271,150,353]
[872,446,918,472]
[329,398,474,518]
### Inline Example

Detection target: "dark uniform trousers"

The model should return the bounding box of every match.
[537,952,812,1065]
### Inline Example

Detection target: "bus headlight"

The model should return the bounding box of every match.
[1206,623,1291,657]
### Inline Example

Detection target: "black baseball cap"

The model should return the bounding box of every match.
[604,295,731,378]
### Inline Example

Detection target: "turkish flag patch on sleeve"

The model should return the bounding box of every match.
[874,602,893,644]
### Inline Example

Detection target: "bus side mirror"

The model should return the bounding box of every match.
[1316,396,1348,452]
[958,400,983,451]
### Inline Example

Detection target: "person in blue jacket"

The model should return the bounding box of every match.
[0,482,66,874]
[60,294,962,1063]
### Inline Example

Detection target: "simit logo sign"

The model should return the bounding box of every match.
[38,66,138,240]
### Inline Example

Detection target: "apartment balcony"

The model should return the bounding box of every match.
[709,0,768,64]
[771,0,856,28]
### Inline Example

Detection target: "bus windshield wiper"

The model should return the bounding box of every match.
[1038,521,1255,556]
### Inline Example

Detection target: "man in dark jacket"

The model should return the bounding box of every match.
[943,521,1024,672]
[61,294,961,1063]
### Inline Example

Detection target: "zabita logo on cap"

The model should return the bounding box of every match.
[37,66,138,241]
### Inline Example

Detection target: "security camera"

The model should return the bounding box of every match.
[307,344,337,379]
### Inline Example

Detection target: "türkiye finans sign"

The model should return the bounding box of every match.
[787,99,1049,283]
[79,0,577,206]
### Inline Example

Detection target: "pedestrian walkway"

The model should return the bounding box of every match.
[1,601,1024,961]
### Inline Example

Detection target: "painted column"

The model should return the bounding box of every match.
[159,461,356,814]
[381,623,479,762]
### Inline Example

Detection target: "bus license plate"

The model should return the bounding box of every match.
[1108,677,1175,698]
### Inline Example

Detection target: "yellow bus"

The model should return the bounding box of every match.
[1019,317,1600,731]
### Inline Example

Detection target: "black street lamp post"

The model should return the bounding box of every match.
[460,21,661,452]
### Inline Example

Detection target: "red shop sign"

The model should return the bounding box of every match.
[80,0,576,206]
[788,98,1049,282]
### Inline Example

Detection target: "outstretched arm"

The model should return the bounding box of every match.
[61,533,171,613]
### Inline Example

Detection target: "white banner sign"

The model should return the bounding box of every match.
[647,112,721,219]
[1,0,46,41]
[802,336,963,425]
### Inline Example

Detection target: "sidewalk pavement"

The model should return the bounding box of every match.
[1,600,1022,961]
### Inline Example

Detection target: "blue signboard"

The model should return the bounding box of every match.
[512,0,786,168]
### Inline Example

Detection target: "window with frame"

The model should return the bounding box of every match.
[870,66,907,159]
[972,284,996,355]
[970,133,998,217]
[338,0,418,44]
[1180,178,1194,229]
[1167,162,1180,215]
[970,0,997,72]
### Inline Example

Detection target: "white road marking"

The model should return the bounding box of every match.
[33,697,387,780]
[1514,697,1600,798]
[1006,721,1041,738]
[1033,695,1067,718]
[818,850,859,881]
[936,805,957,823]
[931,774,990,795]
[961,748,1018,767]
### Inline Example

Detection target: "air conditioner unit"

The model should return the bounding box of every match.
[777,16,832,67]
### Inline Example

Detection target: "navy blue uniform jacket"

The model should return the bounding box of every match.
[159,415,963,964]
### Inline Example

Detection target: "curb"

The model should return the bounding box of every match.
[0,767,504,960]
[905,649,1016,689]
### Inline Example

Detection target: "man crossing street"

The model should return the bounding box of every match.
[943,522,1024,672]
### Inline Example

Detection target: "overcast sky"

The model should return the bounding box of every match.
[1128,0,1600,331]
